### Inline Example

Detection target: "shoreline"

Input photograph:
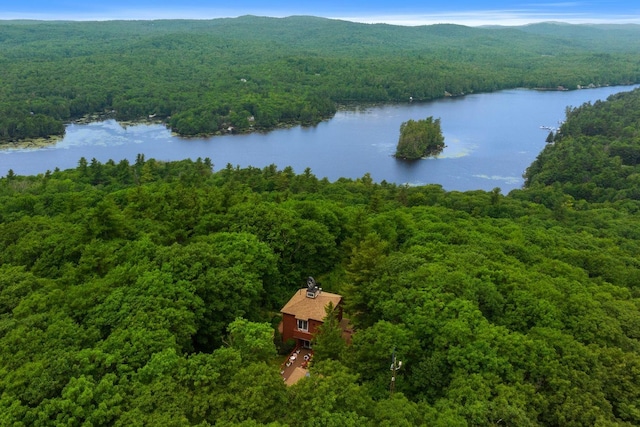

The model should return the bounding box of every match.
[0,135,64,150]
[0,114,332,150]
[2,83,637,151]
[0,113,166,150]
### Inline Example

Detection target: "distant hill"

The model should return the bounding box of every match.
[512,21,640,52]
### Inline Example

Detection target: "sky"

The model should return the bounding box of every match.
[2,1,639,26]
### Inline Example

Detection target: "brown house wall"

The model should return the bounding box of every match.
[282,313,298,343]
[309,319,322,335]
[282,300,345,344]
[281,315,324,343]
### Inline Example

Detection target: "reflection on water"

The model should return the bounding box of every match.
[472,174,523,185]
[58,121,169,148]
[435,137,476,159]
[1,85,638,192]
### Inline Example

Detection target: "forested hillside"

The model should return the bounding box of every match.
[525,87,640,203]
[1,89,640,425]
[1,16,640,141]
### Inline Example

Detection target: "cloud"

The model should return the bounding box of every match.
[0,7,245,21]
[335,9,640,26]
[522,2,584,8]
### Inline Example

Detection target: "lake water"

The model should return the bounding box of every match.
[2,85,638,192]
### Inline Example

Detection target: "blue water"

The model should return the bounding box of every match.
[2,85,638,192]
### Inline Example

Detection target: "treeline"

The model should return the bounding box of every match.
[2,89,640,425]
[1,16,640,142]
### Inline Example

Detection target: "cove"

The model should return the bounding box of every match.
[2,85,638,192]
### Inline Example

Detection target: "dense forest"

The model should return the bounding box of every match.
[1,17,640,142]
[2,86,640,425]
[394,116,445,159]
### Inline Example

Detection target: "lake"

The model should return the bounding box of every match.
[2,85,638,192]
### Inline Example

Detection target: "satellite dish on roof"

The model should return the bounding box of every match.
[306,277,319,298]
[307,277,316,289]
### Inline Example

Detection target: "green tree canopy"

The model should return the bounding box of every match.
[311,302,346,362]
[394,117,445,159]
[2,85,640,425]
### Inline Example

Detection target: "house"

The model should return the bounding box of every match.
[280,277,343,349]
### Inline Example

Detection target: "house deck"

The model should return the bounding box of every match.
[280,347,313,386]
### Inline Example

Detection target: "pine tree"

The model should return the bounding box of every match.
[312,302,346,361]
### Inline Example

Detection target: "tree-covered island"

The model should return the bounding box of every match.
[394,116,445,159]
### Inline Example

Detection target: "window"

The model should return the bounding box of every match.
[297,319,308,332]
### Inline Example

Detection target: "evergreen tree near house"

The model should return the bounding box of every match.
[312,301,346,361]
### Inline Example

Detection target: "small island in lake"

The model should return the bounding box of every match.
[394,116,445,160]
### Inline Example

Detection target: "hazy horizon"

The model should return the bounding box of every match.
[3,1,640,26]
